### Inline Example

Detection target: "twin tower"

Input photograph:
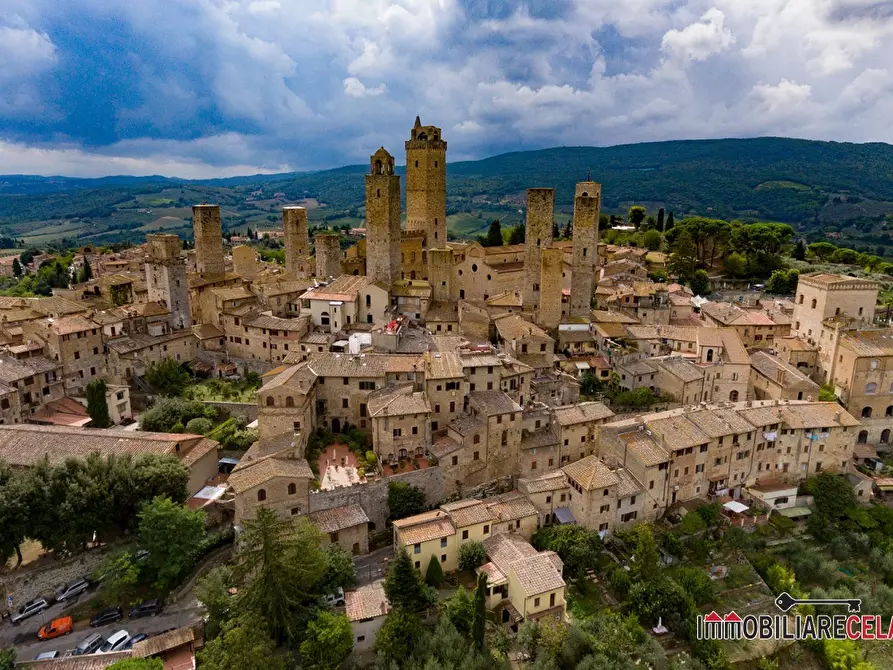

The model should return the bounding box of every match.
[365,117,447,286]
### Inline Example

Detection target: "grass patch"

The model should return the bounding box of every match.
[567,579,603,622]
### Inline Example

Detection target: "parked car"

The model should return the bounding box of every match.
[134,549,150,563]
[55,578,91,602]
[33,651,59,661]
[73,632,104,656]
[129,599,163,619]
[123,633,148,649]
[90,607,123,628]
[99,630,130,653]
[325,587,345,607]
[38,616,73,640]
[10,598,48,624]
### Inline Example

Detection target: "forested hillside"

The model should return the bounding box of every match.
[1,137,892,248]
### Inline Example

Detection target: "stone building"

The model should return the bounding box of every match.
[369,384,432,464]
[569,182,601,318]
[315,233,342,279]
[0,353,65,424]
[231,245,259,278]
[283,206,312,278]
[523,189,555,309]
[750,351,820,401]
[21,316,105,395]
[145,233,192,330]
[791,273,877,352]
[404,117,447,248]
[365,148,401,287]
[192,204,225,276]
[310,504,371,555]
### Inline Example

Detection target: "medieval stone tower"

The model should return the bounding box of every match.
[192,204,225,276]
[538,247,563,329]
[365,147,401,286]
[570,181,601,318]
[429,248,454,302]
[283,206,311,278]
[314,233,342,278]
[523,188,555,309]
[145,234,191,330]
[405,116,447,247]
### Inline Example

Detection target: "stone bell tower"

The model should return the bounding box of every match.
[365,148,401,286]
[405,116,447,247]
[569,181,601,318]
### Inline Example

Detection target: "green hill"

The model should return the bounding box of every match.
[2,137,893,247]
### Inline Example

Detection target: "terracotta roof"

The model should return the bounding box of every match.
[345,580,390,622]
[562,455,620,490]
[658,356,704,383]
[485,491,538,521]
[392,509,444,528]
[425,351,463,379]
[520,426,559,450]
[227,457,313,493]
[512,552,566,596]
[441,499,494,527]
[260,361,317,393]
[307,352,410,378]
[247,313,307,332]
[430,434,463,458]
[616,429,670,466]
[448,415,486,436]
[398,516,455,545]
[483,532,538,572]
[298,275,372,301]
[132,626,195,658]
[494,314,550,342]
[615,468,643,498]
[0,425,209,468]
[519,470,568,494]
[193,323,225,339]
[751,351,819,390]
[647,416,710,451]
[19,653,133,669]
[46,315,96,335]
[310,504,370,533]
[684,409,755,437]
[840,331,893,357]
[0,353,59,382]
[107,330,196,355]
[367,387,430,417]
[553,402,614,426]
[30,397,91,427]
[470,390,522,416]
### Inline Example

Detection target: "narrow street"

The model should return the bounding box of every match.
[354,546,393,586]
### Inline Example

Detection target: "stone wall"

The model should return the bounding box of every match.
[193,205,224,276]
[309,466,445,530]
[523,188,554,307]
[195,350,275,376]
[570,184,600,318]
[1,547,109,613]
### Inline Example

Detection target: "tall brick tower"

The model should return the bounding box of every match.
[365,147,401,286]
[537,247,563,329]
[314,233,342,278]
[523,188,555,309]
[569,181,601,318]
[192,204,225,276]
[405,116,447,247]
[283,206,311,278]
[145,234,191,329]
[429,248,454,302]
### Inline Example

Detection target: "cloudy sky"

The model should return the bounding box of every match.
[1,0,892,178]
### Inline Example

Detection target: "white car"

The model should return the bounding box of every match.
[10,598,48,624]
[325,587,345,607]
[99,630,131,653]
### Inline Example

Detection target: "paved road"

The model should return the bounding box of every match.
[354,546,393,586]
[0,594,202,661]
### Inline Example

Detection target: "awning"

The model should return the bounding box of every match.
[554,507,576,525]
[723,500,749,514]
[574,362,591,370]
[777,506,812,519]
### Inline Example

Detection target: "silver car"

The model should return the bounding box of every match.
[56,578,90,602]
[10,598,48,624]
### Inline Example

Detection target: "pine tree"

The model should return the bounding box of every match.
[472,572,487,650]
[425,554,444,588]
[508,225,525,245]
[86,379,111,428]
[11,258,21,278]
[384,549,435,612]
[657,208,665,232]
[481,220,503,247]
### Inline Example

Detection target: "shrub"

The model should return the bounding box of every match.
[185,418,213,435]
[458,541,487,572]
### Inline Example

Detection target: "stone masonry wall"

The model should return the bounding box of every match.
[192,205,225,276]
[570,183,601,318]
[314,233,342,279]
[523,188,554,308]
[538,247,563,329]
[283,206,310,278]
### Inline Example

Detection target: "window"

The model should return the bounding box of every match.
[473,451,480,460]
[257,489,266,502]
[600,504,610,513]
[696,464,704,473]
[862,407,873,419]
[534,597,541,607]
[441,538,448,548]
[288,483,297,495]
[649,480,654,490]
[462,530,469,540]
[531,460,537,470]
[414,543,421,554]
[483,524,490,534]
[599,523,609,531]
[811,298,817,308]
[393,428,402,437]
[441,554,447,562]
[473,434,480,445]
[866,382,878,394]
[359,381,375,390]
[452,456,458,466]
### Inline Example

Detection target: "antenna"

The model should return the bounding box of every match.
[586,167,592,181]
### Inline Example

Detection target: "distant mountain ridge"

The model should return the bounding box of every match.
[2,137,893,243]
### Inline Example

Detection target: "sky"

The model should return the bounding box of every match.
[1,0,892,178]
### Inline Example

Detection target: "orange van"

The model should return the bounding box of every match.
[38,616,73,640]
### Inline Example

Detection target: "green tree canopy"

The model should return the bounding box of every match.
[807,472,857,519]
[628,206,647,229]
[481,219,503,247]
[723,252,748,278]
[384,548,437,612]
[808,241,838,261]
[138,495,206,588]
[321,545,357,592]
[643,229,662,251]
[195,566,236,640]
[531,525,603,578]
[78,256,93,283]
[145,358,191,397]
[299,611,353,670]
[197,615,287,670]
[235,510,327,643]
[387,481,426,521]
[86,379,111,428]
[425,553,444,587]
[690,269,710,296]
[458,540,487,572]
[11,258,21,278]
[508,225,525,244]
[375,608,422,666]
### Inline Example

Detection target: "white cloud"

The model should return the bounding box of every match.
[343,77,387,97]
[661,8,735,62]
[751,79,813,112]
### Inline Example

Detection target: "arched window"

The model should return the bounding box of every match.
[729,390,739,402]
[882,429,891,444]
[266,397,275,407]
[886,405,893,417]
[286,396,294,407]
[858,430,868,444]
[798,295,804,304]
[866,383,878,394]
[288,483,297,495]
[473,434,480,445]
[862,407,873,418]
[706,349,714,362]
[366,294,371,307]
[321,311,330,326]
[257,489,267,502]
[811,298,817,309]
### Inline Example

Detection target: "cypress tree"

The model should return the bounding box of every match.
[425,554,444,588]
[666,211,675,231]
[11,258,21,278]
[657,208,665,232]
[86,379,111,428]
[472,572,487,650]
